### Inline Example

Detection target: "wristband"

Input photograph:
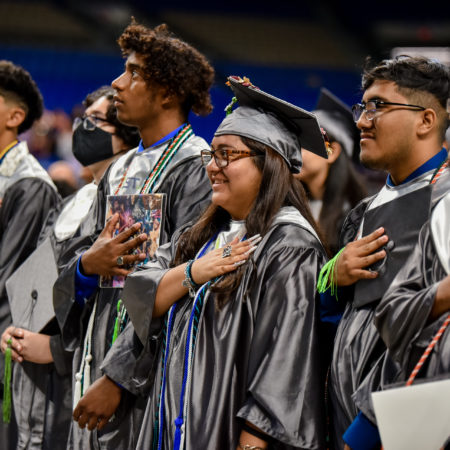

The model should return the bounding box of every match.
[182,259,200,297]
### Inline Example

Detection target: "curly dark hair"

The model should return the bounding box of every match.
[83,85,140,149]
[362,55,450,140]
[0,60,44,134]
[117,19,214,117]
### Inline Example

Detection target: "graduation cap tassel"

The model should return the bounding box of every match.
[316,248,345,299]
[2,340,12,423]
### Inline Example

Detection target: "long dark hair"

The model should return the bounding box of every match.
[173,136,325,307]
[318,150,367,254]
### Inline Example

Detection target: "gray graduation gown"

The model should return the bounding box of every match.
[53,134,211,450]
[0,142,60,450]
[372,174,450,385]
[11,182,99,450]
[328,169,445,449]
[115,207,327,450]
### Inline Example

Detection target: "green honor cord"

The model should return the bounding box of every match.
[112,299,127,345]
[3,339,12,422]
[316,248,345,299]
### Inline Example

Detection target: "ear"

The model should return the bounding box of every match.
[6,106,26,131]
[416,108,437,137]
[327,141,342,164]
[159,87,175,109]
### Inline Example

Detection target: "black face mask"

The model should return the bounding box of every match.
[72,125,115,166]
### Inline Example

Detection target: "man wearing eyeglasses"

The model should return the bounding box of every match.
[51,20,214,449]
[322,55,450,450]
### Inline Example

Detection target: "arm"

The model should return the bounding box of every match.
[153,237,253,317]
[430,274,450,320]
[73,236,259,430]
[375,224,439,365]
[236,422,269,450]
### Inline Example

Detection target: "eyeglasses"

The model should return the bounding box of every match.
[351,100,426,122]
[200,148,260,168]
[73,115,110,131]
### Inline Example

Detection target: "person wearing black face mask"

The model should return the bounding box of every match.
[0,86,139,450]
[72,86,140,184]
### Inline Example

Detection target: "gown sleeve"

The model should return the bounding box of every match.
[52,171,109,351]
[237,243,327,449]
[374,224,439,366]
[100,239,177,394]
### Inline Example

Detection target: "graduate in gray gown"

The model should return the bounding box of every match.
[318,56,450,450]
[347,173,450,449]
[372,170,450,387]
[100,76,330,449]
[0,61,60,450]
[52,21,215,449]
[0,85,139,450]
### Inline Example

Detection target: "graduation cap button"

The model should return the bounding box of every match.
[31,290,38,300]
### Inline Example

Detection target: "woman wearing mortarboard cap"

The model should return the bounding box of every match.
[107,76,329,449]
[297,88,368,256]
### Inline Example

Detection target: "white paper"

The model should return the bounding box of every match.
[372,379,450,450]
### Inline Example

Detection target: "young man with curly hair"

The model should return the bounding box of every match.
[52,20,215,449]
[0,60,60,449]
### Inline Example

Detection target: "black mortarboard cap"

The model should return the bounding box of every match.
[6,237,57,333]
[215,76,328,174]
[313,87,360,162]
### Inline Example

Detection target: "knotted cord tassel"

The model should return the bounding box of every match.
[317,248,345,299]
[2,342,12,423]
[73,372,82,409]
[83,354,92,394]
[73,299,97,408]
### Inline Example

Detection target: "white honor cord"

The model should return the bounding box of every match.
[73,298,98,409]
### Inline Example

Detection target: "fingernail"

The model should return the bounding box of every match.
[246,246,258,255]
[249,236,262,245]
[234,260,246,267]
[248,234,261,242]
